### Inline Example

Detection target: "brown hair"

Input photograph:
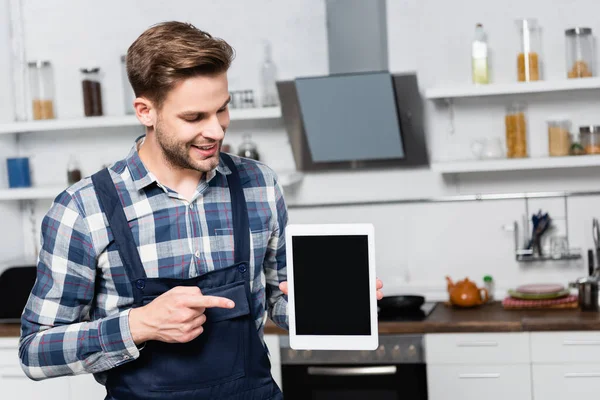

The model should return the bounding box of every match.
[126,21,235,107]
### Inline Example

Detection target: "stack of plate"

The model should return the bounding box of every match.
[508,284,569,300]
[503,283,577,309]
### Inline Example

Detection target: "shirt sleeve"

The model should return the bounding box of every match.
[264,176,289,330]
[19,191,139,380]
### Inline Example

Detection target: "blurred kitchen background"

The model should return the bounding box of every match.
[3,0,600,302]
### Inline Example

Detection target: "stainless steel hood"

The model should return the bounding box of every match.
[277,0,429,172]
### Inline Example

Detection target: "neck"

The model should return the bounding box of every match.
[138,132,204,200]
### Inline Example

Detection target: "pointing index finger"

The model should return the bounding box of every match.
[186,295,235,309]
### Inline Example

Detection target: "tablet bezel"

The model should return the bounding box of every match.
[285,223,378,350]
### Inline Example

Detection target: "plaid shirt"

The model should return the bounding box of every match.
[19,137,289,382]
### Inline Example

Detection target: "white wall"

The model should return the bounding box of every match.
[2,0,600,299]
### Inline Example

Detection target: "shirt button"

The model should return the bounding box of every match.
[238,263,247,273]
[189,203,194,209]
[194,250,200,258]
[123,355,131,360]
[135,279,145,289]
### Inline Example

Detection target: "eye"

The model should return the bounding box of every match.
[185,115,202,122]
[217,106,228,113]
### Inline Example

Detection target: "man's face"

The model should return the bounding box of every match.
[154,72,230,173]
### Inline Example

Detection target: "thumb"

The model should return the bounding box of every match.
[279,281,288,295]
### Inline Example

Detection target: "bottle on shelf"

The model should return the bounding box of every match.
[516,18,542,82]
[260,40,279,108]
[472,23,489,84]
[81,67,104,117]
[67,155,82,185]
[28,60,56,120]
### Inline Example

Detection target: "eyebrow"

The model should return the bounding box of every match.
[178,97,231,119]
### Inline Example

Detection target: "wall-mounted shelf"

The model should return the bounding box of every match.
[0,107,282,135]
[0,169,302,201]
[425,77,600,100]
[431,155,600,174]
[0,186,64,201]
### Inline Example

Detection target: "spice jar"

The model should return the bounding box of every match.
[121,55,135,115]
[28,61,55,120]
[81,67,103,117]
[566,28,594,79]
[516,19,541,82]
[547,119,572,157]
[580,126,600,155]
[505,104,528,158]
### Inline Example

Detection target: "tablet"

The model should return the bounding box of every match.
[285,223,378,350]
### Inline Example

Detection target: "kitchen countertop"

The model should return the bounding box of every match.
[3,302,600,338]
[264,301,600,334]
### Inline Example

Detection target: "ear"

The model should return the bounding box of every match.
[134,97,156,128]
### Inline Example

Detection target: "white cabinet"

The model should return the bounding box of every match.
[69,374,107,399]
[264,334,282,390]
[428,365,532,400]
[425,333,532,400]
[532,364,600,399]
[0,338,71,400]
[530,332,600,400]
[530,331,600,363]
[1,335,283,399]
[0,365,70,400]
[425,332,530,364]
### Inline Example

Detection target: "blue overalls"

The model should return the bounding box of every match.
[91,153,283,400]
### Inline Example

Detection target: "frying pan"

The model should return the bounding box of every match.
[378,295,425,312]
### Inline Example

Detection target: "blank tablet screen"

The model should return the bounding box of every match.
[292,235,371,335]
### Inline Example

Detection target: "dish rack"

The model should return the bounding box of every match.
[510,196,582,263]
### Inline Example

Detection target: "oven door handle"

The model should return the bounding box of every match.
[307,366,397,376]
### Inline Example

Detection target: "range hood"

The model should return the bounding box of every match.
[277,0,429,172]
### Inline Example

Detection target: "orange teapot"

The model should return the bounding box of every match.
[446,276,489,307]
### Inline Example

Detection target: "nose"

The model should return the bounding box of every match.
[203,115,225,142]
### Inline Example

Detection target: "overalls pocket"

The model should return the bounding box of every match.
[145,281,251,392]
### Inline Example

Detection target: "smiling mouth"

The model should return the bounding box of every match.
[192,144,216,150]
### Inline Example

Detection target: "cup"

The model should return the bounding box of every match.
[550,236,569,259]
[6,157,31,188]
[471,138,505,160]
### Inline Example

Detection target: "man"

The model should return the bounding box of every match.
[19,21,383,399]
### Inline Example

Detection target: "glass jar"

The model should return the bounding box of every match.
[121,55,136,115]
[67,155,82,185]
[566,28,594,79]
[517,19,541,82]
[28,61,55,120]
[547,119,572,157]
[505,104,528,158]
[81,67,103,116]
[580,126,600,154]
[237,133,260,161]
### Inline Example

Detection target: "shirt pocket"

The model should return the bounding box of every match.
[212,228,235,269]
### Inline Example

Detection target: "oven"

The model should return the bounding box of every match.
[280,334,427,400]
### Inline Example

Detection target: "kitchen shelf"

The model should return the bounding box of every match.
[0,169,302,201]
[0,186,64,201]
[431,155,600,174]
[425,77,600,100]
[0,107,282,135]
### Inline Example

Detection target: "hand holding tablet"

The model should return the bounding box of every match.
[284,223,379,350]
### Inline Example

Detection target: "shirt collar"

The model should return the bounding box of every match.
[126,135,231,192]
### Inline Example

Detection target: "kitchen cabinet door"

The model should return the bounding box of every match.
[69,373,107,400]
[264,334,282,390]
[532,364,600,399]
[0,366,70,400]
[427,365,531,400]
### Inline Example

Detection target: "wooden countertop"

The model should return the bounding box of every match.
[5,302,600,338]
[264,302,600,334]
